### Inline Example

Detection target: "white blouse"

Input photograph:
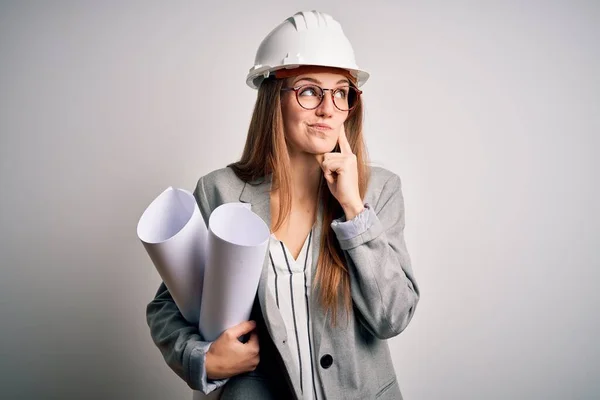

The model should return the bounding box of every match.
[267,225,323,400]
[265,204,371,399]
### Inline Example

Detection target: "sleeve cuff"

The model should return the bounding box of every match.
[330,203,375,241]
[184,341,229,394]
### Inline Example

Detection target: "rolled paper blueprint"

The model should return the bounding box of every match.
[199,203,270,341]
[138,190,269,400]
[137,187,207,325]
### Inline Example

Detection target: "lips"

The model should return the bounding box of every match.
[309,123,332,130]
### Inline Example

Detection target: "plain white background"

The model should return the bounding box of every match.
[0,1,598,399]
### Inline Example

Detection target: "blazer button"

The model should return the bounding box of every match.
[320,354,333,369]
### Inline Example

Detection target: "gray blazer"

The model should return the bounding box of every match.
[146,165,419,399]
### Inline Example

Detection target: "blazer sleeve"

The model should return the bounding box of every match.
[330,174,420,339]
[145,176,228,394]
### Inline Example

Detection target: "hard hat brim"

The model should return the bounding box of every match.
[246,64,369,89]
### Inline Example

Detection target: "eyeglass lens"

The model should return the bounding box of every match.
[295,85,359,111]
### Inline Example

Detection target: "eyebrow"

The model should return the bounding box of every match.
[293,77,350,86]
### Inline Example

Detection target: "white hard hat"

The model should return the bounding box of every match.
[246,11,369,89]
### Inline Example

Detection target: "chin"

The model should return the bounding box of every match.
[308,141,336,154]
[308,134,337,151]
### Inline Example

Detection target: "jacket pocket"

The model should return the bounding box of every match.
[375,377,401,399]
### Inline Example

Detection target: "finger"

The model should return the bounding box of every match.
[246,332,260,353]
[322,159,345,174]
[323,171,335,185]
[314,153,325,165]
[321,161,337,185]
[319,160,331,178]
[338,126,353,155]
[322,152,345,161]
[227,320,256,338]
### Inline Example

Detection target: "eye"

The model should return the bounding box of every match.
[298,85,321,97]
[334,88,349,99]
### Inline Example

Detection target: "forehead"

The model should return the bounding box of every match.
[290,72,350,86]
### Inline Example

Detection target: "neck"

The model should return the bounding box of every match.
[286,150,322,203]
[269,149,321,232]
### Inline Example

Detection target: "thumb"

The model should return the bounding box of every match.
[227,320,256,338]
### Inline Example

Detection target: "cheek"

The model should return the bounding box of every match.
[283,112,310,133]
[281,100,304,126]
[337,113,349,126]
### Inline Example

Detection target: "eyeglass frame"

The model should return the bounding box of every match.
[280,84,363,112]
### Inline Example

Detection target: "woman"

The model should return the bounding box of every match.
[146,11,419,399]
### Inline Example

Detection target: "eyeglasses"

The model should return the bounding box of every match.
[281,84,362,112]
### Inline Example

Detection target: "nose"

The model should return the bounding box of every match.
[316,90,335,117]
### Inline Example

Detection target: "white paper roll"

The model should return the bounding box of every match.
[137,187,207,324]
[138,191,270,399]
[199,203,270,341]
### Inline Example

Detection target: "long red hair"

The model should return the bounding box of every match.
[228,76,370,324]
